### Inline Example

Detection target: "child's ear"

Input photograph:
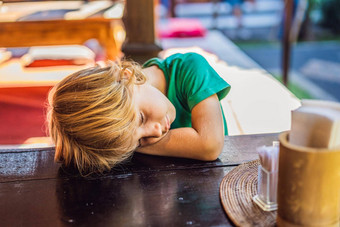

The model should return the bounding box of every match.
[119,68,133,82]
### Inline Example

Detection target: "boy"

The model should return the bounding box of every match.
[47,52,230,174]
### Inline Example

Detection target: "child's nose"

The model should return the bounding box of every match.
[147,122,163,138]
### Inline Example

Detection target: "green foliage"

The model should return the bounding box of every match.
[308,0,322,10]
[319,0,340,34]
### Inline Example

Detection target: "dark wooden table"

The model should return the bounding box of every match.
[0,133,279,226]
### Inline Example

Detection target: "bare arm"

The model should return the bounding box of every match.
[136,94,225,161]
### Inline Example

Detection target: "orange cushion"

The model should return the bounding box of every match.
[21,45,95,67]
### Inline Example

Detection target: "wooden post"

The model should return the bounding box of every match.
[170,0,176,17]
[282,0,293,86]
[122,0,162,63]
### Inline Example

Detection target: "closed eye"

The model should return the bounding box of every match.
[139,112,144,126]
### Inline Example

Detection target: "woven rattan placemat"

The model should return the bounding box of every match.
[220,160,276,227]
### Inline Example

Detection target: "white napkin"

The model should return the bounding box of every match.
[290,99,340,149]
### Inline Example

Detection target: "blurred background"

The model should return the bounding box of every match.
[0,0,339,145]
[157,0,340,102]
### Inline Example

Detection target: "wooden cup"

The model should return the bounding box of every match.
[277,131,340,227]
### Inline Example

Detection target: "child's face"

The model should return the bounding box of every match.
[133,83,176,147]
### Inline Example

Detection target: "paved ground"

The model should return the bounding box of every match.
[239,41,340,101]
[162,0,340,102]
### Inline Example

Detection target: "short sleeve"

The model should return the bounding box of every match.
[175,53,230,110]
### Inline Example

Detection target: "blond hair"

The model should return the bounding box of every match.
[47,60,146,174]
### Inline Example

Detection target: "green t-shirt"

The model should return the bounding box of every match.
[143,52,231,135]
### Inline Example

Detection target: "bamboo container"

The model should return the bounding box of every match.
[277,131,340,227]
